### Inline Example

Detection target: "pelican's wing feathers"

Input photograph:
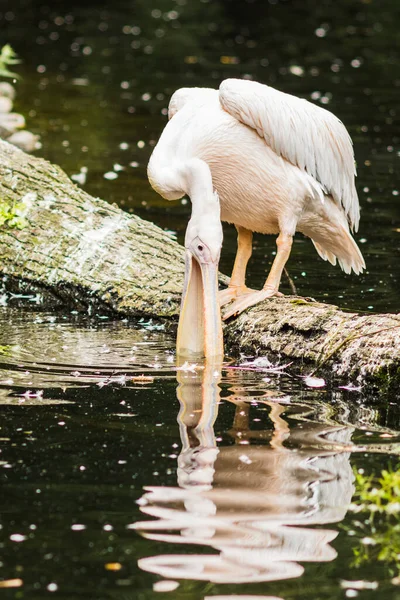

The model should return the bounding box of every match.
[219,78,360,231]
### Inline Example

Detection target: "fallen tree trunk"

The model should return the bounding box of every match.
[0,139,187,317]
[0,139,399,387]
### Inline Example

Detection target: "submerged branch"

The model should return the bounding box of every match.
[0,139,399,387]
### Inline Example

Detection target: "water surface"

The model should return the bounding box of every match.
[0,308,400,599]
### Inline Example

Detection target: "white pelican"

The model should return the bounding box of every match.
[148,78,365,358]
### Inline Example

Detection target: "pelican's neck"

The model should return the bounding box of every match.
[184,158,218,219]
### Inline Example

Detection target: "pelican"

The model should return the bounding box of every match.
[147,78,365,359]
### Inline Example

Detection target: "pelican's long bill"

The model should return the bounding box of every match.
[176,249,224,360]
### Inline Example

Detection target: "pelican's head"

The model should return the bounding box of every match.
[177,192,224,360]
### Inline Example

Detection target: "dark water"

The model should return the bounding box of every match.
[1,0,400,598]
[0,308,400,599]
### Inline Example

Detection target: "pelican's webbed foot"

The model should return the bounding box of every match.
[222,285,283,320]
[219,285,257,307]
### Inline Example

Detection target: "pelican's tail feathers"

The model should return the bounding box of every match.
[311,240,337,266]
[311,227,365,276]
[337,233,366,275]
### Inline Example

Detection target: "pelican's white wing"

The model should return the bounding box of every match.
[168,87,218,120]
[219,78,360,231]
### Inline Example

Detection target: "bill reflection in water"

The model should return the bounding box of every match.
[133,362,355,584]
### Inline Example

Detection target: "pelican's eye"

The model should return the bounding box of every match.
[188,238,213,263]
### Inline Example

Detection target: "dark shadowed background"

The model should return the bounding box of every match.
[1,0,399,311]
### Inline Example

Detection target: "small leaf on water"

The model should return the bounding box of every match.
[131,375,154,384]
[303,376,326,388]
[153,580,179,592]
[338,383,362,391]
[205,596,284,600]
[104,171,118,180]
[175,362,203,372]
[105,563,122,571]
[340,580,378,590]
[0,579,23,588]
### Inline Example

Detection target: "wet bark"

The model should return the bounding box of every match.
[223,298,400,387]
[0,139,186,317]
[0,139,399,386]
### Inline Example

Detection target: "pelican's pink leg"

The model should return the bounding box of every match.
[219,226,255,307]
[222,232,292,320]
[263,231,293,293]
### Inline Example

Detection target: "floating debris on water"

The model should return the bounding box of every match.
[105,563,122,571]
[0,579,23,588]
[104,171,118,180]
[153,580,179,592]
[303,376,326,388]
[340,580,379,590]
[131,375,155,384]
[71,166,88,185]
[338,383,362,392]
[175,362,203,372]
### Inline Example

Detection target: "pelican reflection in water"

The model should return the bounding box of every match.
[133,363,355,584]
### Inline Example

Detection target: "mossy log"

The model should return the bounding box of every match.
[0,139,399,386]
